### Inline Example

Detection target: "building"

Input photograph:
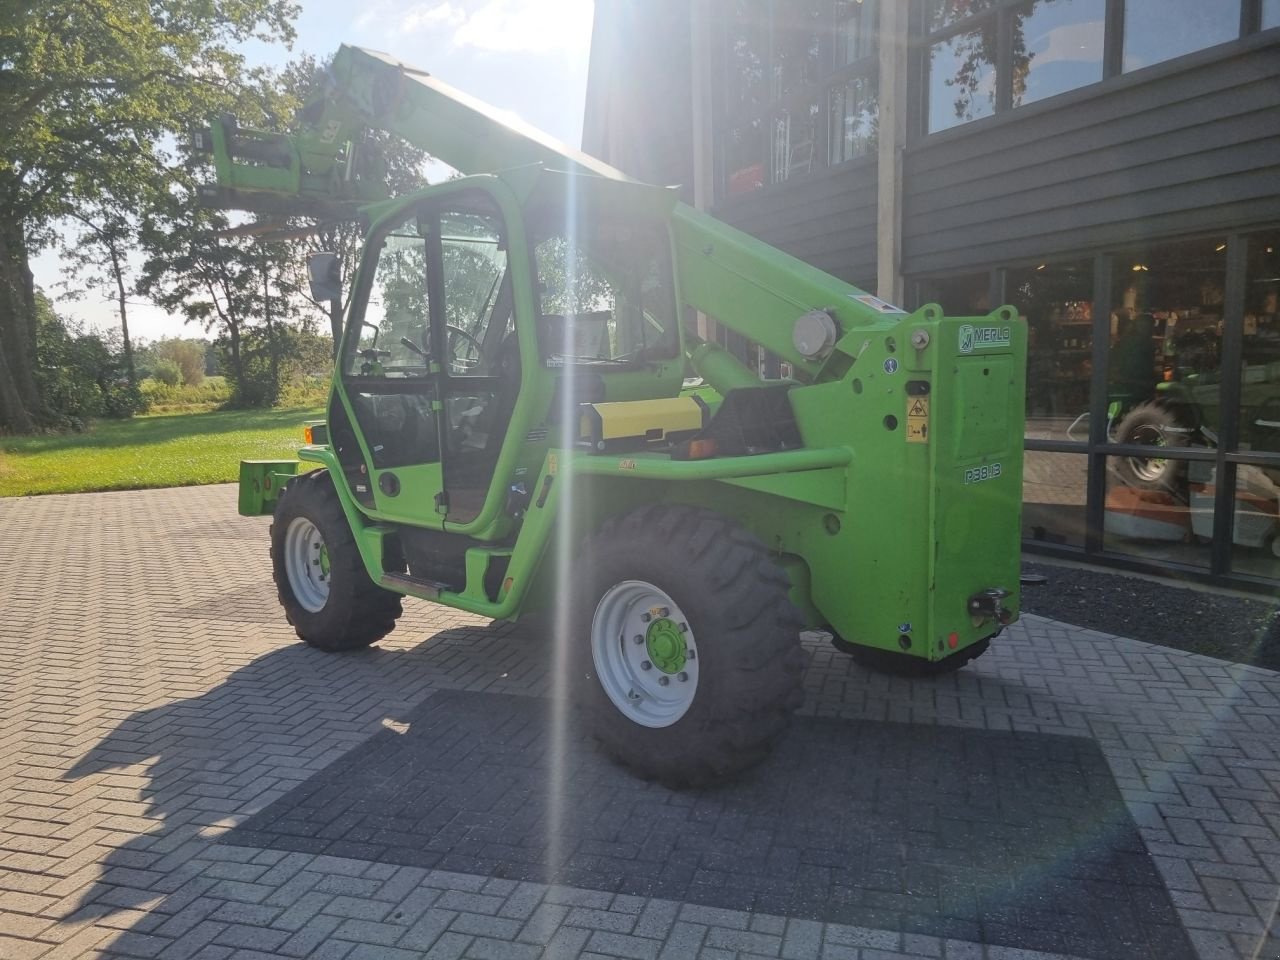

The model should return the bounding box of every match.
[584,0,1280,590]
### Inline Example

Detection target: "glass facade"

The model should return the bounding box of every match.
[1023,451,1089,546]
[716,1,879,201]
[916,232,1280,583]
[919,0,1248,135]
[1240,231,1280,454]
[1012,0,1106,107]
[927,28,998,133]
[1008,260,1094,440]
[703,0,1280,585]
[1122,0,1242,72]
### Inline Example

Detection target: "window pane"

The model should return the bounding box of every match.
[725,0,769,114]
[927,271,991,314]
[1265,0,1280,29]
[1227,464,1280,577]
[1122,0,1240,72]
[772,0,824,101]
[1023,451,1088,547]
[1008,260,1095,440]
[927,27,998,133]
[353,226,429,377]
[1108,240,1225,476]
[1239,232,1280,454]
[1104,455,1212,569]
[1011,0,1105,107]
[926,0,999,32]
[827,75,878,165]
[724,120,767,197]
[439,209,509,377]
[531,220,678,365]
[834,0,878,65]
[772,101,820,183]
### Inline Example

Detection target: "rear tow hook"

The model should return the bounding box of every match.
[968,587,1014,625]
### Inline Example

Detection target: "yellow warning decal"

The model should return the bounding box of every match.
[906,396,929,444]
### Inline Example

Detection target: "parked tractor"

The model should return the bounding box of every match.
[217,47,1026,784]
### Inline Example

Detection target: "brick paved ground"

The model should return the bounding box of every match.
[1,485,1278,960]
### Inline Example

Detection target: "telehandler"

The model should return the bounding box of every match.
[210,46,1026,784]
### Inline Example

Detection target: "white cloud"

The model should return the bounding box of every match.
[361,0,593,55]
[450,0,593,55]
[399,1,467,34]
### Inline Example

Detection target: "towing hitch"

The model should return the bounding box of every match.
[969,587,1014,625]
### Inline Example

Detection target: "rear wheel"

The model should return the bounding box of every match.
[832,634,992,676]
[1113,403,1187,490]
[572,505,804,786]
[270,470,402,651]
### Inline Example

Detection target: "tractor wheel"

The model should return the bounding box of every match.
[571,505,804,787]
[270,470,402,651]
[832,634,992,677]
[1113,403,1187,490]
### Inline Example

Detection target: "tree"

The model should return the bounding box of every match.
[58,202,143,385]
[138,137,317,409]
[0,0,297,432]
[151,338,207,386]
[275,57,430,358]
[33,290,141,424]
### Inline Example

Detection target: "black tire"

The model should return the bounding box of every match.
[832,633,992,677]
[270,470,402,651]
[570,505,804,787]
[1113,403,1187,490]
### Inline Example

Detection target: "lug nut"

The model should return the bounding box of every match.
[677,672,688,682]
[633,634,644,645]
[640,661,652,670]
[658,607,670,617]
[678,622,688,633]
[640,612,651,623]
[658,676,670,686]
[687,649,696,660]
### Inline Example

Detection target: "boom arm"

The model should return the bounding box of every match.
[195,44,627,217]
[197,44,916,375]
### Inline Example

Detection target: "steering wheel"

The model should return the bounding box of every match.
[446,324,484,374]
[358,346,392,377]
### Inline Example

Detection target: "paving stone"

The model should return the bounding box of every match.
[3,487,1280,960]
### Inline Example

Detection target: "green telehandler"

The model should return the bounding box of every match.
[212,46,1027,785]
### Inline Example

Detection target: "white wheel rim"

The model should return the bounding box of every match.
[284,516,330,613]
[591,580,699,729]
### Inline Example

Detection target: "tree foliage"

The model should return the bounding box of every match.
[0,0,297,432]
[33,291,143,425]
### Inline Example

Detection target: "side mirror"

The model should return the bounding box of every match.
[307,252,341,303]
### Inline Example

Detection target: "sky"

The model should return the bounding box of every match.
[31,0,596,344]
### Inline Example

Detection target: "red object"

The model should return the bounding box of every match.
[948,632,959,649]
[727,163,764,197]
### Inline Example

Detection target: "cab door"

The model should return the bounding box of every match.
[333,204,444,526]
[425,193,521,529]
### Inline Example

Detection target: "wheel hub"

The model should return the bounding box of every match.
[590,580,699,728]
[645,618,686,674]
[284,516,330,614]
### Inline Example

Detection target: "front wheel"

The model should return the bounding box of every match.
[270,470,402,651]
[571,505,804,787]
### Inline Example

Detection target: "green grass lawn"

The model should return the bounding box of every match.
[0,405,323,497]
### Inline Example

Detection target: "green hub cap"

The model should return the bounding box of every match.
[645,618,687,674]
[318,544,331,577]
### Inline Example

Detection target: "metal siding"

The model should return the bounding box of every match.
[902,40,1280,276]
[711,160,879,284]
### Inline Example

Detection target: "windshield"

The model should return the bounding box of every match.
[531,215,679,365]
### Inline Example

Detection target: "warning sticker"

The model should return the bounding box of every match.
[906,396,930,444]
